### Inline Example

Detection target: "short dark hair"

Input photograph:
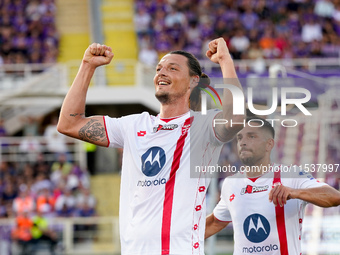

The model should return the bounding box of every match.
[246,117,275,138]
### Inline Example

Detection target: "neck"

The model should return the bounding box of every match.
[159,100,190,118]
[245,159,272,178]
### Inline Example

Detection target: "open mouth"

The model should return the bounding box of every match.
[158,80,171,86]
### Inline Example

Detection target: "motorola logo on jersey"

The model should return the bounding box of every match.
[141,147,166,177]
[243,214,270,243]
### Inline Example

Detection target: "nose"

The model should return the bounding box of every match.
[238,137,247,146]
[157,66,168,76]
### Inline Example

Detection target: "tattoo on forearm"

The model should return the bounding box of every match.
[70,113,85,117]
[79,119,106,142]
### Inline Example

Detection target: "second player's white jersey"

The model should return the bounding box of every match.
[104,109,224,255]
[213,165,326,255]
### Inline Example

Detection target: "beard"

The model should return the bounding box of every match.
[239,150,256,166]
[240,156,255,166]
[155,91,171,104]
[155,87,188,105]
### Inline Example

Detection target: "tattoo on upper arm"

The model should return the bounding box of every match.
[79,119,106,143]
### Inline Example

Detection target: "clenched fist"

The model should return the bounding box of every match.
[206,38,231,64]
[83,43,114,68]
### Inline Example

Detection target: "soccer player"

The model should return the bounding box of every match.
[57,38,245,254]
[205,117,340,255]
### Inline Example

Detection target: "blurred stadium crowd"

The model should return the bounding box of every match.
[135,0,340,65]
[0,0,339,251]
[0,0,59,65]
[0,116,96,251]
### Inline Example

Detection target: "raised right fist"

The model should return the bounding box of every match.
[83,43,114,68]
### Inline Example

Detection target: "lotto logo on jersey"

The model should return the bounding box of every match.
[240,185,269,195]
[141,147,166,177]
[243,214,270,243]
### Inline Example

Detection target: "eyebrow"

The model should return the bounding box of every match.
[237,131,258,137]
[156,63,181,67]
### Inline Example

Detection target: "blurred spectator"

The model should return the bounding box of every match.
[247,42,263,60]
[164,6,186,28]
[134,0,340,61]
[259,28,275,50]
[139,42,158,67]
[187,20,201,44]
[36,188,55,216]
[21,163,36,184]
[301,17,323,43]
[11,211,33,254]
[44,116,68,156]
[314,0,334,18]
[240,6,258,31]
[21,115,42,136]
[229,30,250,59]
[31,210,58,254]
[154,32,172,56]
[255,0,271,20]
[31,173,52,195]
[333,3,340,22]
[1,182,18,209]
[151,8,166,34]
[0,161,16,180]
[76,188,96,217]
[70,163,91,189]
[51,153,72,177]
[310,40,324,57]
[26,0,45,22]
[134,7,152,36]
[54,188,76,217]
[0,0,58,65]
[12,185,35,216]
[19,135,42,161]
[167,22,186,49]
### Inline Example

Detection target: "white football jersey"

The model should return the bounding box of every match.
[104,109,224,255]
[213,165,327,255]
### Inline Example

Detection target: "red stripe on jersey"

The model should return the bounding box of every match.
[161,117,191,255]
[273,168,289,255]
[102,116,110,147]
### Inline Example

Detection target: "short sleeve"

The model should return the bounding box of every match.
[192,109,224,146]
[293,167,328,190]
[213,179,232,222]
[104,114,140,148]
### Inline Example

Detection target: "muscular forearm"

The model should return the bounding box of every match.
[291,186,340,207]
[58,61,95,133]
[215,56,245,141]
[220,56,244,120]
[58,43,112,146]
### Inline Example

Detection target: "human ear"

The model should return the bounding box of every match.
[190,75,199,90]
[266,138,275,152]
